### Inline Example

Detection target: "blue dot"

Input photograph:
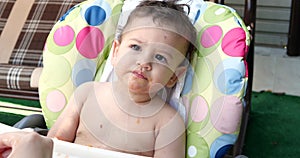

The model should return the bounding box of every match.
[75,69,94,87]
[193,10,201,24]
[217,69,243,95]
[215,144,233,158]
[210,134,237,158]
[182,65,194,95]
[72,59,96,87]
[85,6,106,26]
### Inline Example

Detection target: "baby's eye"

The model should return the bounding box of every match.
[155,54,168,63]
[130,44,141,51]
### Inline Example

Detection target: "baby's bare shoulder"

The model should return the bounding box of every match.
[160,103,179,116]
[81,81,107,87]
[77,81,109,91]
[156,103,184,126]
[154,103,185,147]
[73,82,110,100]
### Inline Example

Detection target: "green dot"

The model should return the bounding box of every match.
[41,55,71,88]
[186,133,209,158]
[111,3,123,24]
[193,57,213,93]
[204,4,234,24]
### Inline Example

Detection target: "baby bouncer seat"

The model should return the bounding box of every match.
[37,0,255,157]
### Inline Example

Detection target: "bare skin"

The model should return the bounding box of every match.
[48,26,189,158]
[48,82,185,157]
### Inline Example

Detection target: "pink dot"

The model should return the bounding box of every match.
[200,25,222,48]
[46,90,66,112]
[210,96,243,134]
[190,96,209,122]
[76,26,105,59]
[222,28,247,57]
[53,25,75,46]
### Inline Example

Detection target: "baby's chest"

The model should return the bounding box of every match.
[80,94,162,151]
[79,103,157,152]
[78,115,157,153]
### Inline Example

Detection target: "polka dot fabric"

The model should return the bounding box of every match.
[39,0,123,128]
[39,1,250,157]
[184,2,250,158]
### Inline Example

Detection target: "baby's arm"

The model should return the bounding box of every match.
[47,82,93,142]
[153,108,186,158]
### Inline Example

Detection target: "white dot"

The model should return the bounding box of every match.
[188,145,197,157]
[215,8,226,15]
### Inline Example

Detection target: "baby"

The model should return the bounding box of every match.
[47,1,196,157]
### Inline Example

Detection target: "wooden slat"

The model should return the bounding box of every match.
[258,0,291,8]
[257,7,290,20]
[226,0,292,7]
[226,0,291,48]
[255,33,288,46]
[256,20,289,33]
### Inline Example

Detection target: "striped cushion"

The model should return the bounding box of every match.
[0,0,82,99]
[0,64,35,90]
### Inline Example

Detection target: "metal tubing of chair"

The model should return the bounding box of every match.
[287,0,300,56]
[214,0,224,4]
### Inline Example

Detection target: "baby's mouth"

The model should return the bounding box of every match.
[132,71,148,80]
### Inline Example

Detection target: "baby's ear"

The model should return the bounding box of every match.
[166,66,187,88]
[111,40,120,66]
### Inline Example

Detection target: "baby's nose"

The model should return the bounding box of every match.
[137,60,152,71]
[136,51,153,71]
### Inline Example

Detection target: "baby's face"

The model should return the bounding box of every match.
[112,27,189,97]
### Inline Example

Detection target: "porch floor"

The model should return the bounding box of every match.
[253,46,300,96]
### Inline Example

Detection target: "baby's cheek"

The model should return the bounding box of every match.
[162,68,175,80]
[149,83,165,94]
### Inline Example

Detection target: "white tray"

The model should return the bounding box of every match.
[0,123,149,158]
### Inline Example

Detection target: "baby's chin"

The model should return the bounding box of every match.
[127,75,150,94]
[127,75,164,96]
